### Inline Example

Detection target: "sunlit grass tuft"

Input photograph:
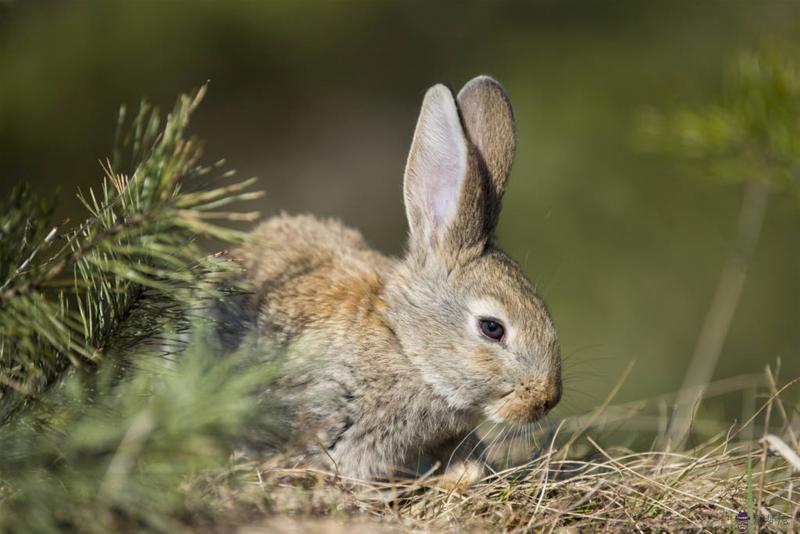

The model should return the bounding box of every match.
[213,367,799,532]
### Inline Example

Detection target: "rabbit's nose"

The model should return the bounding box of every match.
[516,376,560,414]
[544,378,562,412]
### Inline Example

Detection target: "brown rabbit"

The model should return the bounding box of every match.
[222,76,561,484]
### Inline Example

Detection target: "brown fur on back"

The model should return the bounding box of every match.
[235,214,395,345]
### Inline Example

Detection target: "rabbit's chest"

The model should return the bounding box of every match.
[303,366,472,466]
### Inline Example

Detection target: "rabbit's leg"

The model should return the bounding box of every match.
[429,432,487,490]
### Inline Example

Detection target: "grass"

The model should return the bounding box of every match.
[189,366,799,533]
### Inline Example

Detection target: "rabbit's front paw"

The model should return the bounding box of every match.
[431,433,486,491]
[437,459,485,491]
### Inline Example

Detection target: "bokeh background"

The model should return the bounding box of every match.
[1,1,798,416]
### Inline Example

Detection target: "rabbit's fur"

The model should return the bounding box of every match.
[224,76,562,483]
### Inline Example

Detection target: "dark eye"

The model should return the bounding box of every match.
[479,318,505,341]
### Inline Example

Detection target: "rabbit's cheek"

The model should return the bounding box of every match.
[470,345,503,375]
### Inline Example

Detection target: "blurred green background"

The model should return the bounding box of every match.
[1,1,798,416]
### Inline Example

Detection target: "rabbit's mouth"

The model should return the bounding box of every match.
[483,379,560,425]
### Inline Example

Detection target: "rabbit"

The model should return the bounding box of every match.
[220,76,562,485]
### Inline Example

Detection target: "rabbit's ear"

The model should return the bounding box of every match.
[457,76,516,205]
[403,84,471,249]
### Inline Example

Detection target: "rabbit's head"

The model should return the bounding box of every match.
[386,76,561,425]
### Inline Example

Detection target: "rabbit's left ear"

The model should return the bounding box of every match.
[403,84,471,250]
[457,76,516,207]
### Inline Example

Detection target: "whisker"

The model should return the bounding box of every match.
[445,419,487,473]
[523,423,531,451]
[524,423,535,452]
[466,420,500,465]
[481,425,508,467]
[504,426,520,468]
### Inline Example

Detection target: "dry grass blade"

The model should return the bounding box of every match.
[761,435,800,472]
[212,369,798,532]
[556,359,635,461]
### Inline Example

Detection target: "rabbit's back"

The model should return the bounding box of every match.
[232,214,395,346]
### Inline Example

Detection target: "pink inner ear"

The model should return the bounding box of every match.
[404,84,469,245]
[419,109,467,242]
[426,153,466,237]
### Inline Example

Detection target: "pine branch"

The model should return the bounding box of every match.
[0,88,284,533]
[0,85,263,398]
[0,340,286,534]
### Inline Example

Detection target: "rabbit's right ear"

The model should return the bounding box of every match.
[403,84,470,250]
[456,76,516,209]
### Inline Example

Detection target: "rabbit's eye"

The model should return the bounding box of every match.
[479,318,505,341]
